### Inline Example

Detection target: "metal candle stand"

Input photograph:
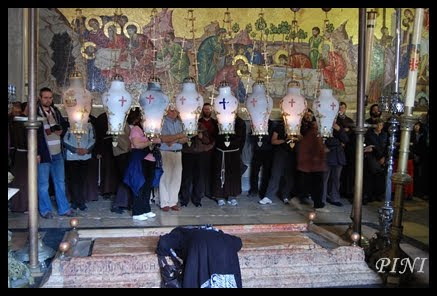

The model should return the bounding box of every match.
[366,93,404,265]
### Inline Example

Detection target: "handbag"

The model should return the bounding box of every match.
[157,253,183,288]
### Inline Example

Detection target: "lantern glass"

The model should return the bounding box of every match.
[280,85,307,136]
[213,85,238,135]
[63,75,92,137]
[175,80,204,136]
[139,80,169,137]
[313,88,339,138]
[246,82,273,136]
[102,77,133,136]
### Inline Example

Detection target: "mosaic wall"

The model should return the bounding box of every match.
[38,8,429,111]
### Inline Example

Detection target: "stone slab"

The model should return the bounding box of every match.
[42,225,382,288]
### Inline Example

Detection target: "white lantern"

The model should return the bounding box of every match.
[63,70,93,145]
[101,74,133,146]
[175,77,204,140]
[280,81,307,137]
[213,81,239,147]
[313,88,339,138]
[139,76,169,138]
[246,80,273,146]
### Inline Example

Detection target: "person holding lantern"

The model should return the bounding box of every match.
[179,121,212,207]
[212,115,246,206]
[159,104,188,211]
[63,117,96,211]
[198,103,219,198]
[297,120,329,212]
[123,108,162,221]
[321,120,349,207]
[259,120,298,205]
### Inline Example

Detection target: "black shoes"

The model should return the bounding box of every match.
[247,190,259,197]
[327,199,344,207]
[41,212,53,219]
[194,203,202,208]
[72,202,87,211]
[61,210,75,217]
[111,206,124,214]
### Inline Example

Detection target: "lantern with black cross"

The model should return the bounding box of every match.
[213,81,239,147]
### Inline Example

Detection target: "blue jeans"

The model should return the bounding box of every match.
[38,153,71,215]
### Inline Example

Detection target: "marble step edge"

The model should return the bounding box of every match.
[77,224,309,238]
[90,243,321,257]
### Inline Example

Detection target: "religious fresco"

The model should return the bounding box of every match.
[38,8,428,111]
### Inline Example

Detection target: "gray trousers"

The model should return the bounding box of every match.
[265,148,296,200]
[322,165,343,203]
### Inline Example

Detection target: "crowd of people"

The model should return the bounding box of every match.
[8,88,430,220]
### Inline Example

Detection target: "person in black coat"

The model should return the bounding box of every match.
[337,102,355,201]
[412,121,428,198]
[322,121,349,207]
[363,118,388,203]
[156,226,243,288]
[248,119,274,199]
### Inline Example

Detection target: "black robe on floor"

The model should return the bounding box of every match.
[156,226,243,288]
[212,116,246,199]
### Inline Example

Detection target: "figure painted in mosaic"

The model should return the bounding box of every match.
[71,9,87,41]
[244,44,264,65]
[84,17,108,48]
[288,47,312,68]
[197,28,227,86]
[309,27,323,69]
[318,43,347,92]
[399,9,414,80]
[156,32,190,83]
[118,23,154,83]
[418,10,429,84]
[213,57,246,102]
[143,8,174,42]
[97,21,126,83]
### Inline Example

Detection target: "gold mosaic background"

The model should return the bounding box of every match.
[58,8,397,44]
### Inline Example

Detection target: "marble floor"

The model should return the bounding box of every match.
[8,193,429,287]
[8,193,429,247]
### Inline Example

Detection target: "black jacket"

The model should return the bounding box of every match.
[156,226,243,288]
[36,103,69,163]
[325,127,349,166]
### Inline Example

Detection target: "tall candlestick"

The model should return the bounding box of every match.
[404,9,424,108]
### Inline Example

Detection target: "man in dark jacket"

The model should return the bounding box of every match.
[36,87,73,219]
[337,102,356,201]
[363,118,388,203]
[156,225,243,288]
[322,121,349,207]
[248,119,274,200]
